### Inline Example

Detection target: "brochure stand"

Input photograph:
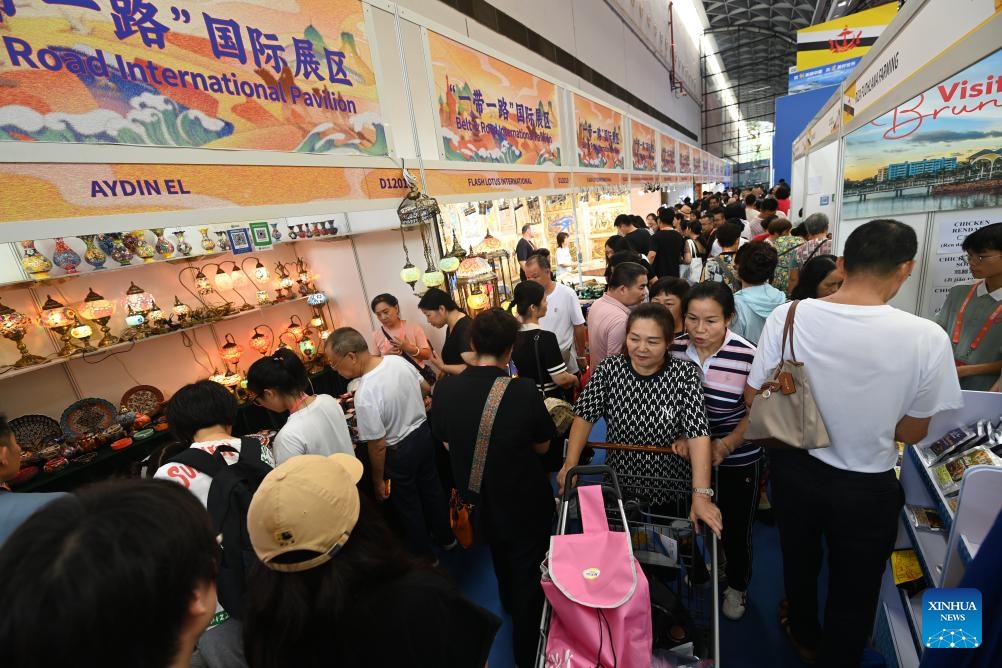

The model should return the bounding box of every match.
[875,390,1002,666]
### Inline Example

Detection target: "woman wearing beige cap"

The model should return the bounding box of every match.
[243,454,499,668]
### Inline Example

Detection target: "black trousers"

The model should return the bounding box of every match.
[489,533,549,668]
[770,449,903,668]
[384,422,452,558]
[716,460,761,591]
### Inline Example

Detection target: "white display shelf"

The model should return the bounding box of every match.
[0,296,308,381]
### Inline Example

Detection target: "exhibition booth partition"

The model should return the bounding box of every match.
[789,2,1002,665]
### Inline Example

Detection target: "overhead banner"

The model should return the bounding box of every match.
[660,134,677,174]
[425,169,568,195]
[796,4,898,72]
[630,119,656,172]
[692,148,702,178]
[572,171,624,189]
[428,31,560,165]
[843,0,998,123]
[573,93,624,170]
[0,162,414,224]
[0,0,385,155]
[842,46,1002,221]
[789,59,861,95]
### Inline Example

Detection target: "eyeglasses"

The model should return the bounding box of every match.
[245,391,264,407]
[963,253,1002,264]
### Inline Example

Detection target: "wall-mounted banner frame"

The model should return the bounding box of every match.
[660,134,678,174]
[428,31,560,165]
[630,119,656,172]
[0,0,385,155]
[573,93,624,170]
[678,142,692,175]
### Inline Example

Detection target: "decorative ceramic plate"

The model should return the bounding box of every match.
[121,385,165,416]
[8,414,62,451]
[73,452,99,465]
[60,398,117,438]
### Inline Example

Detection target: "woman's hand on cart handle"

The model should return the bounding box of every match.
[556,464,574,497]
[671,439,689,459]
[690,495,722,538]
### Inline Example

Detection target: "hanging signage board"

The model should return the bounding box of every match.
[937,208,1002,254]
[630,119,656,172]
[842,0,997,124]
[0,162,414,225]
[572,172,624,189]
[424,169,568,196]
[692,149,702,178]
[660,134,678,174]
[796,4,898,72]
[573,93,624,170]
[678,143,692,175]
[427,31,560,166]
[789,58,861,95]
[0,0,385,156]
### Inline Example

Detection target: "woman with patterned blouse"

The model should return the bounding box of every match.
[557,304,722,537]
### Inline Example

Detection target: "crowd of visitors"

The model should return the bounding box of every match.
[5,182,1002,668]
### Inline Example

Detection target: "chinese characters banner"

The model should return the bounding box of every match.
[678,143,692,174]
[428,31,560,165]
[0,0,385,156]
[573,93,624,170]
[630,119,656,172]
[660,134,677,174]
[692,148,702,177]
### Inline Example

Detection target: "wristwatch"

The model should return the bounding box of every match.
[692,487,715,498]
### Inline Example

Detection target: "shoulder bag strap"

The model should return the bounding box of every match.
[468,377,510,494]
[780,300,800,364]
[382,325,425,373]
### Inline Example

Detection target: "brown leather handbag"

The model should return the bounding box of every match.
[745,301,831,450]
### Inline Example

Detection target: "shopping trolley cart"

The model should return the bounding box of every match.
[537,444,720,668]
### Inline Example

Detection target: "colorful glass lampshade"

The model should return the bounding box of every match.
[397,182,441,228]
[125,313,146,328]
[279,276,295,290]
[194,271,211,294]
[438,255,461,274]
[400,261,420,288]
[422,268,445,288]
[147,301,166,326]
[40,295,72,330]
[214,266,233,291]
[219,333,244,365]
[466,289,489,311]
[78,288,115,321]
[309,314,324,328]
[256,290,271,305]
[172,296,192,319]
[125,282,155,314]
[456,256,493,282]
[253,261,269,281]
[473,229,506,258]
[0,298,45,367]
[249,327,270,355]
[285,315,305,342]
[299,337,317,359]
[69,315,94,350]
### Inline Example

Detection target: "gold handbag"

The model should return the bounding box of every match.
[745,301,831,450]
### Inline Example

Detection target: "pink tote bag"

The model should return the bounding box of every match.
[541,484,652,667]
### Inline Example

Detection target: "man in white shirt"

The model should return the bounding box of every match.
[325,327,453,559]
[524,253,587,374]
[746,219,963,667]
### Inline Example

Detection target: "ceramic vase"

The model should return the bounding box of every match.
[52,238,81,274]
[287,224,298,240]
[151,228,175,259]
[199,227,215,252]
[109,234,134,266]
[270,222,282,242]
[20,240,53,279]
[173,230,192,256]
[297,224,309,238]
[97,234,115,257]
[216,231,230,252]
[131,230,155,263]
[312,222,322,237]
[78,235,107,270]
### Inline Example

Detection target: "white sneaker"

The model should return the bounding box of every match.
[722,586,747,620]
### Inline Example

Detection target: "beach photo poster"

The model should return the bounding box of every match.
[842,47,1002,219]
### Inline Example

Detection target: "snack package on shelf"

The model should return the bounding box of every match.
[904,504,946,532]
[930,446,1002,496]
[921,423,985,465]
[891,549,925,590]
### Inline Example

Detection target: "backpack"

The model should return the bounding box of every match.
[168,436,273,619]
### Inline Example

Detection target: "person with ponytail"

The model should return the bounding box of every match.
[508,281,579,400]
[246,348,353,465]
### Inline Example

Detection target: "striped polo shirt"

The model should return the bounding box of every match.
[671,331,762,467]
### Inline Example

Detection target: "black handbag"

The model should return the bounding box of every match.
[381,326,437,385]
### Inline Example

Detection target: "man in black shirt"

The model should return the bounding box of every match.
[615,214,651,255]
[648,209,686,278]
[515,224,536,282]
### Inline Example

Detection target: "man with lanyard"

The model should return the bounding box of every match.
[934,223,1002,390]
